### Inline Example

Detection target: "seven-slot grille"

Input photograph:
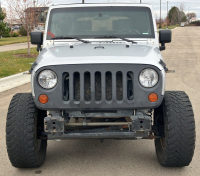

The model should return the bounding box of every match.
[63,71,134,103]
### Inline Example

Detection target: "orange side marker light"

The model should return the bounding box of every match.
[39,94,49,104]
[148,93,158,102]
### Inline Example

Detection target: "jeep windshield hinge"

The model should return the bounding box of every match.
[159,60,168,72]
[159,60,175,73]
[29,61,38,74]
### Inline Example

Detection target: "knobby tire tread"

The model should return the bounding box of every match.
[155,91,195,167]
[6,93,47,168]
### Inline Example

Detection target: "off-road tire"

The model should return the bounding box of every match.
[154,91,195,167]
[6,93,47,168]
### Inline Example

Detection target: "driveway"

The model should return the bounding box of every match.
[0,42,35,52]
[0,26,200,176]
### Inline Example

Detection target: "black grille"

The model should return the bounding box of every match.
[34,64,163,110]
[63,71,134,102]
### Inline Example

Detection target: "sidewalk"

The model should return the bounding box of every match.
[0,72,31,93]
[0,42,35,52]
[0,42,35,92]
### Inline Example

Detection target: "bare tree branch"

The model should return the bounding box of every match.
[6,0,51,55]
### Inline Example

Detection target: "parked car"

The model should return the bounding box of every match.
[181,22,185,27]
[11,26,20,31]
[34,26,45,32]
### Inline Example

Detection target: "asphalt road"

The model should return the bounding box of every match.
[0,26,200,176]
[0,42,34,52]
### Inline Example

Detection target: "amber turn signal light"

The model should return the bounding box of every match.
[148,93,158,102]
[39,94,49,104]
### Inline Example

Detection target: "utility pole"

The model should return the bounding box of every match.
[140,0,142,3]
[34,0,36,28]
[159,0,162,28]
[82,0,84,3]
[188,7,190,23]
[167,1,169,29]
[167,1,169,15]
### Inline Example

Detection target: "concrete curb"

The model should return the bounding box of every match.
[0,72,31,93]
[0,42,35,52]
[158,27,178,32]
[172,27,178,30]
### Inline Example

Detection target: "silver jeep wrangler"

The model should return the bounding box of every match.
[6,3,195,168]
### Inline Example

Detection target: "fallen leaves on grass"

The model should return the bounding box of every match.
[13,54,38,58]
[0,48,37,78]
[0,36,28,46]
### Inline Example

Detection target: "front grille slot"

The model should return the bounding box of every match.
[63,70,134,103]
[106,72,112,101]
[63,73,69,101]
[116,71,123,100]
[84,72,91,101]
[74,72,80,101]
[127,72,134,100]
[95,72,101,101]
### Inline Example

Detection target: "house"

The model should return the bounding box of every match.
[25,7,49,27]
[190,17,196,22]
[6,19,23,27]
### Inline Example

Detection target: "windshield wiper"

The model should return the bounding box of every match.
[51,36,90,44]
[94,36,137,44]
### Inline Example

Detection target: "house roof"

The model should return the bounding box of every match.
[25,7,49,12]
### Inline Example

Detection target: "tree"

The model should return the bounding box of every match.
[168,6,179,25]
[6,0,51,55]
[186,12,197,20]
[5,1,16,36]
[182,15,187,22]
[165,17,170,26]
[0,8,9,37]
[168,5,186,25]
[176,3,186,24]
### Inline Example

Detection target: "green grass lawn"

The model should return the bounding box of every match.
[0,36,29,46]
[158,25,180,30]
[0,48,38,78]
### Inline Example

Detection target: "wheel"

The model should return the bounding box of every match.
[6,93,47,168]
[154,91,196,167]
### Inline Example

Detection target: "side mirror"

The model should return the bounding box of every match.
[31,31,43,52]
[159,30,172,51]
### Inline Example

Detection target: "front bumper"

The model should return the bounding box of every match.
[33,64,164,110]
[39,131,156,140]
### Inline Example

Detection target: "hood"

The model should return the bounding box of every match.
[33,43,164,72]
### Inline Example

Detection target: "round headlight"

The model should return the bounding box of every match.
[139,69,158,88]
[38,70,57,89]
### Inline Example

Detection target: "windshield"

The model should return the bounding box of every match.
[47,6,155,40]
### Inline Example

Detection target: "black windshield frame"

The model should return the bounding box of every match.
[47,6,155,40]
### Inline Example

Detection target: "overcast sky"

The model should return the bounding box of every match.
[1,0,199,19]
[50,0,200,19]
